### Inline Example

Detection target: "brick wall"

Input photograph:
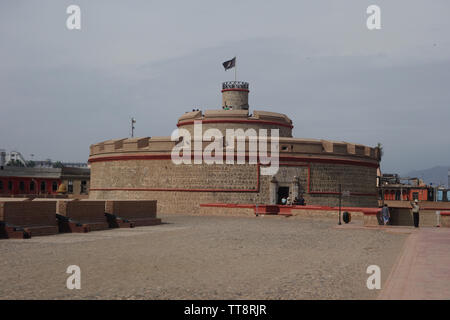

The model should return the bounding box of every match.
[105,200,157,219]
[441,213,450,227]
[0,201,56,227]
[57,200,106,223]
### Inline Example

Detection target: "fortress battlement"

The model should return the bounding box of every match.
[89,135,380,163]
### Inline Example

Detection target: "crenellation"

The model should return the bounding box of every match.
[89,136,379,162]
[347,143,356,155]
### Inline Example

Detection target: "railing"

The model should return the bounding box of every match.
[222,81,249,90]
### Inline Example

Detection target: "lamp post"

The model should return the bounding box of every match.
[338,184,342,225]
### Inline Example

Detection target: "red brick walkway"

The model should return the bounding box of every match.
[378,227,450,299]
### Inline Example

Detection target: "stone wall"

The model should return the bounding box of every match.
[105,200,157,219]
[441,212,450,227]
[222,90,249,110]
[89,159,377,213]
[0,201,56,227]
[57,200,106,224]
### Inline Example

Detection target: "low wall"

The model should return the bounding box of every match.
[57,200,108,230]
[290,206,372,220]
[390,208,440,227]
[364,208,445,227]
[199,204,255,216]
[0,201,58,236]
[199,203,378,219]
[0,201,56,227]
[105,200,157,219]
[105,200,160,226]
[441,212,450,227]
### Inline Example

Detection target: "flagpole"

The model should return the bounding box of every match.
[234,56,237,82]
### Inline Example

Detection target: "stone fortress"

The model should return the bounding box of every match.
[89,81,381,214]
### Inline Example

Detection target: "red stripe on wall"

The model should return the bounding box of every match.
[176,119,294,129]
[89,154,378,168]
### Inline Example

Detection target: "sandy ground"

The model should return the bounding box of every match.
[0,214,407,300]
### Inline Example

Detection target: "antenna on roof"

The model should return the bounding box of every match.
[131,117,136,138]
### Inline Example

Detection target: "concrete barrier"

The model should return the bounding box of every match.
[363,211,381,226]
[105,200,161,227]
[291,206,367,220]
[387,208,440,227]
[56,200,108,232]
[441,212,450,228]
[199,203,378,220]
[0,201,58,238]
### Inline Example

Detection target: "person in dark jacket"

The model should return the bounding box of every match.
[411,199,420,228]
[381,204,390,225]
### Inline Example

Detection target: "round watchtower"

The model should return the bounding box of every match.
[222,81,249,110]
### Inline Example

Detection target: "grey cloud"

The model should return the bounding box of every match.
[0,0,449,173]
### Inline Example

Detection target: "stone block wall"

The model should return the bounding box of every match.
[441,212,450,227]
[363,213,379,226]
[0,201,57,236]
[89,158,378,214]
[105,200,157,219]
[57,200,106,223]
[0,201,56,227]
[308,164,376,195]
[198,205,254,216]
[291,208,364,220]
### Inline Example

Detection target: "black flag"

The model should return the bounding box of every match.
[222,57,236,70]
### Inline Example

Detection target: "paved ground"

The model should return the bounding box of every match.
[0,214,407,299]
[379,227,450,299]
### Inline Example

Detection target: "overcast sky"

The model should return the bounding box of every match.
[1,0,449,173]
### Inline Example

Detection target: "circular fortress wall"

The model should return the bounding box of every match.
[177,110,293,138]
[88,132,380,214]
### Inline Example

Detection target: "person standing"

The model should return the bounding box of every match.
[411,199,420,228]
[286,196,292,206]
[381,204,390,225]
[298,195,305,206]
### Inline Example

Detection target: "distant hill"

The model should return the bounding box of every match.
[403,166,450,187]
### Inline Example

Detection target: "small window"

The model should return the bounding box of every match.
[19,181,25,192]
[52,181,58,192]
[8,181,13,191]
[412,192,419,201]
[40,181,46,193]
[281,146,288,151]
[0,180,3,190]
[68,180,73,194]
[30,181,35,191]
[80,180,87,194]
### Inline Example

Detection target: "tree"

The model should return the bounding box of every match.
[26,160,36,167]
[52,161,64,168]
[6,159,25,167]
